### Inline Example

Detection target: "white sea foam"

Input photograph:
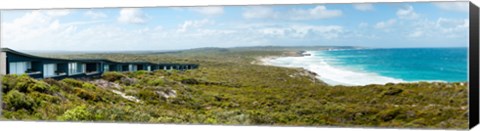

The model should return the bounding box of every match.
[262,51,406,86]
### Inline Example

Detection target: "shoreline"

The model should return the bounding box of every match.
[253,50,309,65]
[256,50,467,86]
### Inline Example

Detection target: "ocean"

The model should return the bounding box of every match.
[264,48,468,86]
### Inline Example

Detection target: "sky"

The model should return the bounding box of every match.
[0,1,470,51]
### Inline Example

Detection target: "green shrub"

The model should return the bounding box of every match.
[147,79,166,86]
[133,71,149,77]
[181,78,200,85]
[58,105,93,121]
[377,108,402,122]
[248,110,273,124]
[102,72,126,82]
[381,87,403,96]
[42,79,61,92]
[406,118,427,128]
[204,117,218,124]
[3,90,36,111]
[1,75,54,94]
[2,75,20,93]
[61,78,97,90]
[81,83,97,90]
[62,78,84,87]
[43,78,73,93]
[2,109,32,120]
[151,116,184,123]
[27,92,61,106]
[120,77,137,86]
[137,89,159,103]
[27,81,51,93]
[73,88,97,101]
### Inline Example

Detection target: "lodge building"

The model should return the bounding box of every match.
[0,48,199,79]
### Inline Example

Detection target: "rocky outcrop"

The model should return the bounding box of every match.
[90,79,121,90]
[156,89,177,100]
[90,79,141,103]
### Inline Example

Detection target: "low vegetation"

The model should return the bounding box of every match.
[1,46,469,129]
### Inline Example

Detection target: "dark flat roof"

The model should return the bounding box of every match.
[2,48,198,66]
[2,48,72,61]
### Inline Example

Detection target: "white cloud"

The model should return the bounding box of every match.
[288,6,342,20]
[2,11,57,44]
[408,30,423,38]
[396,5,419,19]
[257,25,343,39]
[7,11,51,28]
[1,11,103,50]
[403,17,468,41]
[243,5,341,20]
[243,6,277,19]
[353,4,374,11]
[85,10,107,19]
[433,2,468,12]
[2,11,348,51]
[1,11,258,50]
[435,18,469,37]
[436,18,468,29]
[2,7,469,51]
[177,19,214,32]
[374,19,396,29]
[190,7,224,16]
[118,8,147,24]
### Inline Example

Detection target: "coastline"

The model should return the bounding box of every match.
[256,50,466,86]
[255,50,326,83]
[253,50,308,65]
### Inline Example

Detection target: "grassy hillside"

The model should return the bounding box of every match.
[1,46,469,129]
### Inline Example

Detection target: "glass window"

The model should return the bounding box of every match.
[69,62,85,75]
[104,65,110,72]
[43,63,57,77]
[68,63,77,75]
[129,64,137,71]
[9,62,31,75]
[77,63,85,73]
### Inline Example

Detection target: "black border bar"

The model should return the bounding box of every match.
[469,1,479,129]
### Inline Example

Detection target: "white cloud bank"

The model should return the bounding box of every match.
[243,5,342,20]
[371,4,467,45]
[0,6,469,51]
[177,19,214,32]
[433,2,469,12]
[353,4,374,11]
[242,6,276,19]
[396,5,419,19]
[118,8,148,24]
[374,19,396,29]
[190,6,224,16]
[1,9,349,51]
[1,10,103,50]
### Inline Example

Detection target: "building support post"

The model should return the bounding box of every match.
[0,11,4,76]
[0,11,4,117]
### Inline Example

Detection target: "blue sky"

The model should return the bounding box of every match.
[0,1,469,51]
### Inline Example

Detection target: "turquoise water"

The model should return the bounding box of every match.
[316,48,468,82]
